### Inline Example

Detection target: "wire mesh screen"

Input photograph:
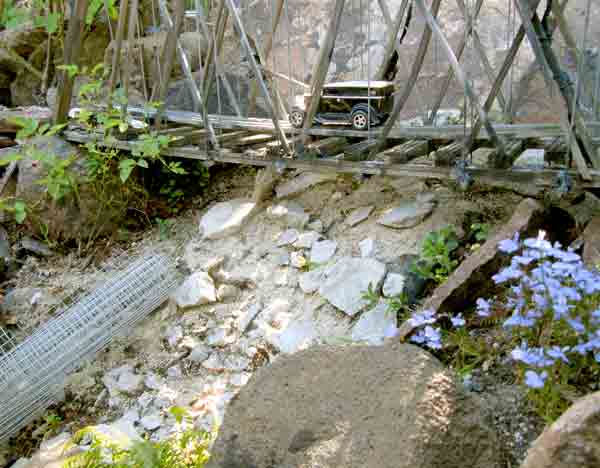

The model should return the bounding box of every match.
[0,253,178,443]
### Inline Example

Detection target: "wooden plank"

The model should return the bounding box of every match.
[434,141,463,166]
[379,140,430,163]
[121,0,139,117]
[488,140,524,169]
[344,140,378,161]
[307,137,348,158]
[228,133,275,148]
[202,0,228,109]
[54,0,89,124]
[107,0,129,103]
[375,0,410,80]
[216,130,252,144]
[302,0,346,143]
[225,0,290,154]
[370,0,441,158]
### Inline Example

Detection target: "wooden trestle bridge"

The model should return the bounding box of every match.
[55,0,600,191]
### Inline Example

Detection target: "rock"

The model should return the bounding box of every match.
[207,327,234,347]
[199,199,257,240]
[275,172,337,199]
[513,149,544,168]
[208,344,502,468]
[164,325,183,348]
[345,205,374,227]
[171,272,217,308]
[17,237,54,258]
[102,366,144,397]
[167,366,182,379]
[0,287,58,323]
[401,199,545,340]
[351,301,397,345]
[277,229,299,247]
[377,201,435,229]
[290,251,307,269]
[202,353,250,372]
[310,240,337,264]
[217,284,239,302]
[582,216,600,268]
[382,255,426,305]
[140,413,163,431]
[416,192,437,205]
[299,267,326,294]
[308,220,324,233]
[359,238,377,258]
[266,201,310,229]
[564,191,600,229]
[318,257,387,316]
[274,251,290,266]
[236,302,262,333]
[521,391,600,468]
[88,419,142,450]
[274,316,319,354]
[144,372,164,391]
[188,344,212,363]
[293,231,322,249]
[0,226,11,269]
[253,167,280,203]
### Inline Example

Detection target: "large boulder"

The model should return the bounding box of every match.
[208,343,502,468]
[199,199,257,240]
[521,391,600,468]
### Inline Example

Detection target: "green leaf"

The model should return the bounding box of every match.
[57,64,79,79]
[0,153,22,166]
[10,116,38,139]
[13,201,26,224]
[46,123,67,136]
[118,159,136,183]
[118,121,129,133]
[46,12,60,34]
[137,159,148,168]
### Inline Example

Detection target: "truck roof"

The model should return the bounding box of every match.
[323,80,395,90]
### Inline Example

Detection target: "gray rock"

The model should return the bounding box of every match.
[513,149,544,168]
[207,327,233,347]
[345,205,374,227]
[266,201,310,229]
[307,220,324,233]
[164,325,183,348]
[275,172,337,199]
[102,366,144,397]
[89,419,142,450]
[290,251,307,269]
[188,344,212,363]
[293,231,322,249]
[275,251,290,266]
[359,238,377,258]
[208,344,502,468]
[202,353,250,372]
[0,226,12,270]
[253,168,280,203]
[382,273,406,298]
[377,201,434,229]
[167,366,182,379]
[144,372,164,391]
[237,302,262,333]
[140,413,162,431]
[217,284,239,302]
[171,272,217,308]
[299,267,326,294]
[277,229,299,247]
[19,237,54,257]
[416,192,437,205]
[310,240,337,264]
[351,301,396,345]
[274,317,319,354]
[199,199,257,240]
[318,257,387,316]
[384,255,427,305]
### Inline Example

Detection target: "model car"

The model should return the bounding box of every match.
[289,80,395,131]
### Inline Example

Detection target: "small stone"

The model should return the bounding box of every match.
[290,251,307,269]
[140,413,162,431]
[307,220,324,233]
[513,149,544,168]
[230,373,251,387]
[188,344,211,363]
[164,325,183,348]
[351,301,397,345]
[293,231,322,249]
[202,353,250,372]
[217,284,239,302]
[377,201,434,229]
[298,268,326,294]
[275,172,337,199]
[310,240,337,264]
[416,192,437,204]
[19,237,54,257]
[207,327,233,347]
[179,335,198,350]
[359,238,377,258]
[144,373,164,391]
[276,317,319,354]
[237,302,262,333]
[199,199,257,239]
[382,273,406,298]
[103,366,144,397]
[276,229,299,247]
[275,251,290,266]
[167,366,182,379]
[583,216,600,268]
[203,256,226,275]
[345,206,374,227]
[171,272,217,308]
[266,201,310,229]
[332,192,343,202]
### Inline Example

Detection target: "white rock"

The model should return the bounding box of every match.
[103,366,144,397]
[277,317,319,354]
[308,219,324,233]
[299,268,326,294]
[318,257,387,316]
[217,284,239,302]
[290,251,307,269]
[188,344,212,363]
[122,408,140,423]
[236,302,262,333]
[199,199,256,239]
[293,231,322,249]
[359,238,377,258]
[202,353,250,372]
[164,325,183,348]
[229,373,251,387]
[310,240,337,264]
[274,251,290,266]
[275,172,337,199]
[377,201,434,229]
[266,201,309,228]
[90,419,142,449]
[382,273,407,298]
[140,413,163,431]
[351,301,397,345]
[144,372,164,391]
[207,327,233,347]
[38,433,72,461]
[11,459,30,468]
[276,229,299,246]
[345,205,374,227]
[179,335,198,350]
[167,366,182,379]
[514,149,544,168]
[172,272,217,308]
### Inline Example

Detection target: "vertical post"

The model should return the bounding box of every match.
[121,0,139,117]
[375,0,410,80]
[54,0,89,124]
[107,0,130,105]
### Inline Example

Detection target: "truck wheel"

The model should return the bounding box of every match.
[351,109,369,130]
[289,109,305,128]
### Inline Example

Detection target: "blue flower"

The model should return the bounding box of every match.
[567,318,586,334]
[546,346,569,364]
[408,309,437,328]
[524,231,552,251]
[493,265,523,284]
[476,298,491,317]
[498,235,520,254]
[504,312,535,328]
[595,353,600,363]
[411,325,442,350]
[524,370,548,389]
[451,314,466,328]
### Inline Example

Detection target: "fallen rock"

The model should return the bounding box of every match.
[253,167,280,203]
[272,316,319,354]
[102,366,144,397]
[521,391,600,468]
[351,301,396,345]
[318,257,387,316]
[266,201,310,229]
[199,199,257,240]
[382,255,426,305]
[345,205,374,227]
[293,231,322,249]
[140,413,162,431]
[377,201,434,229]
[164,325,183,348]
[276,229,299,247]
[298,267,326,294]
[582,217,600,268]
[359,237,377,258]
[236,302,262,333]
[18,237,54,257]
[208,344,502,468]
[310,240,337,264]
[217,284,239,302]
[275,172,337,199]
[308,219,324,233]
[290,251,307,269]
[188,344,212,363]
[171,272,217,308]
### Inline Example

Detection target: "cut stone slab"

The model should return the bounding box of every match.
[298,267,326,294]
[521,390,600,468]
[140,413,162,431]
[199,199,256,240]
[583,216,600,268]
[276,229,299,247]
[399,198,545,340]
[318,257,387,316]
[382,255,425,305]
[275,172,337,199]
[266,201,310,229]
[377,201,434,229]
[310,240,337,264]
[345,205,374,227]
[359,238,377,258]
[237,302,262,333]
[172,272,217,308]
[274,317,319,354]
[351,301,397,346]
[293,231,322,249]
[188,344,212,363]
[202,353,250,372]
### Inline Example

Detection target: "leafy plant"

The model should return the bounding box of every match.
[156,217,174,240]
[43,412,63,438]
[361,283,380,309]
[412,226,459,284]
[471,222,490,243]
[385,292,410,322]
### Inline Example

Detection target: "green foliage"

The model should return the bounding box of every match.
[1,0,29,29]
[361,283,380,309]
[444,328,490,377]
[43,412,63,438]
[86,0,118,25]
[156,217,174,241]
[385,293,410,322]
[412,226,459,284]
[470,222,490,243]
